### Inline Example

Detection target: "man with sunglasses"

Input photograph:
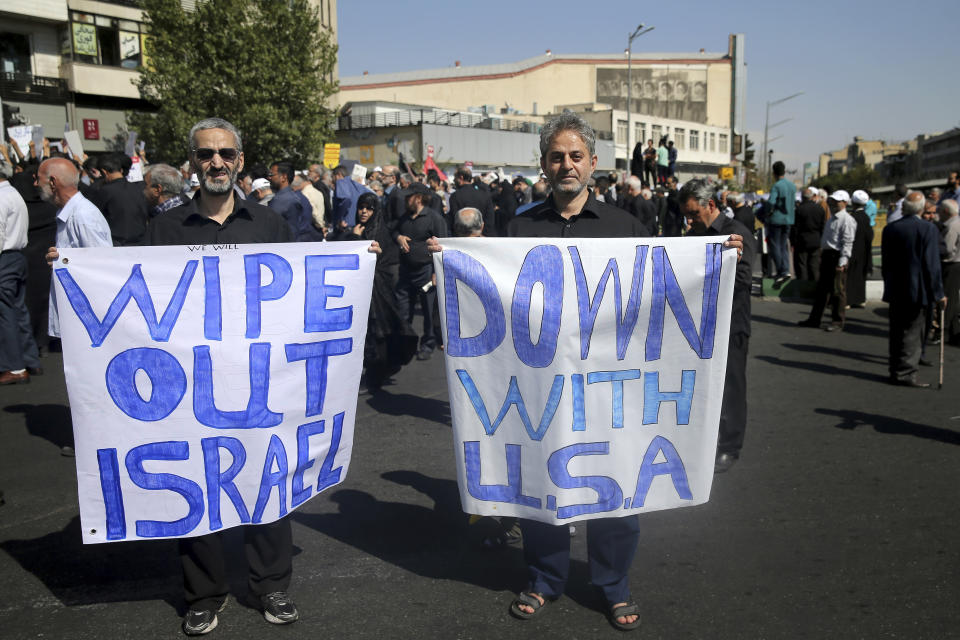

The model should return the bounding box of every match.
[145,118,299,635]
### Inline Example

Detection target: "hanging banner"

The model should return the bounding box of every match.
[72,23,98,57]
[435,236,735,524]
[53,243,375,543]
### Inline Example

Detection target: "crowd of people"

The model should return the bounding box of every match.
[0,113,752,635]
[0,108,956,634]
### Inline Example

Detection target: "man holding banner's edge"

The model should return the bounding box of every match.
[428,113,745,631]
[679,179,755,473]
[46,118,380,636]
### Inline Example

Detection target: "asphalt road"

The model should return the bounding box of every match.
[1,298,957,639]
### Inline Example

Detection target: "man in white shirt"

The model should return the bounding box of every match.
[39,158,113,340]
[798,190,858,332]
[0,163,42,384]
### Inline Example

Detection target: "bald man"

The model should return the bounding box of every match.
[39,158,112,455]
[39,158,112,338]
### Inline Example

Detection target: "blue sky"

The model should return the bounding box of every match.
[337,0,959,174]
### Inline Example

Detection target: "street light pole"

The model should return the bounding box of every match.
[625,24,654,170]
[760,91,803,188]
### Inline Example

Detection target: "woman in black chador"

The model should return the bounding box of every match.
[331,192,418,389]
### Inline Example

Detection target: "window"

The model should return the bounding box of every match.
[690,130,699,151]
[651,125,662,143]
[69,11,146,68]
[634,122,644,146]
[709,133,716,152]
[617,120,628,144]
[674,128,685,150]
[719,133,728,154]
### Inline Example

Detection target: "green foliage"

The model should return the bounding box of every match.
[811,164,879,193]
[129,0,338,167]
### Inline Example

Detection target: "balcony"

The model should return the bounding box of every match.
[0,72,70,104]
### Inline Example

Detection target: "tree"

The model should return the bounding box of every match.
[128,0,338,166]
[811,164,879,194]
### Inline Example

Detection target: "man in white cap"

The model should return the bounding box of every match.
[798,190,857,331]
[251,177,274,205]
[847,190,875,308]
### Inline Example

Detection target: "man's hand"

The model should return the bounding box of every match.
[352,223,365,236]
[45,246,60,267]
[837,265,847,272]
[723,234,744,262]
[397,234,411,253]
[367,241,382,255]
[939,296,948,309]
[426,236,443,253]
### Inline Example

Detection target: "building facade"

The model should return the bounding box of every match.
[338,35,747,178]
[1,0,337,154]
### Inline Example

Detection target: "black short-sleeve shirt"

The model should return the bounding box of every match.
[146,191,293,246]
[507,191,650,239]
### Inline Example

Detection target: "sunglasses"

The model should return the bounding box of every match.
[193,147,239,162]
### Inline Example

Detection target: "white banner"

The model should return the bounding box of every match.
[53,243,375,543]
[435,237,735,524]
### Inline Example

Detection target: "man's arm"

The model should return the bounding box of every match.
[838,215,856,267]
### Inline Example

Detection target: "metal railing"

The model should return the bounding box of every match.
[333,107,614,140]
[0,72,69,103]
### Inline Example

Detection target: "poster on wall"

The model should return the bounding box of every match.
[72,23,98,57]
[596,67,708,124]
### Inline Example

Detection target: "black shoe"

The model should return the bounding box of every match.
[416,347,433,361]
[797,319,819,328]
[888,377,930,388]
[26,367,43,376]
[714,452,738,473]
[60,445,75,457]
[182,600,226,636]
[261,591,299,625]
[919,358,934,367]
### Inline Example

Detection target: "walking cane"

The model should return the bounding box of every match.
[939,306,945,390]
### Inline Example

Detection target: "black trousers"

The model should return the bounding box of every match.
[718,332,749,455]
[396,269,439,350]
[0,250,41,371]
[888,303,925,381]
[178,518,292,611]
[519,515,640,605]
[794,248,820,282]
[807,249,846,326]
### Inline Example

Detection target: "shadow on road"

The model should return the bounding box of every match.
[815,408,960,446]
[293,472,524,593]
[4,403,73,449]
[364,390,451,426]
[780,343,886,365]
[751,314,800,328]
[0,516,181,608]
[755,355,889,383]
[292,471,600,613]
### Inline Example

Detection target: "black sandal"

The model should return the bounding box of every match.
[509,592,549,620]
[609,601,641,631]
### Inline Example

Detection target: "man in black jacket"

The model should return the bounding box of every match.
[680,178,755,473]
[882,191,945,387]
[448,167,496,235]
[89,151,148,246]
[791,187,826,281]
[394,182,447,360]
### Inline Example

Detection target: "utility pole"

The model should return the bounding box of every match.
[625,24,654,170]
[761,92,803,188]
